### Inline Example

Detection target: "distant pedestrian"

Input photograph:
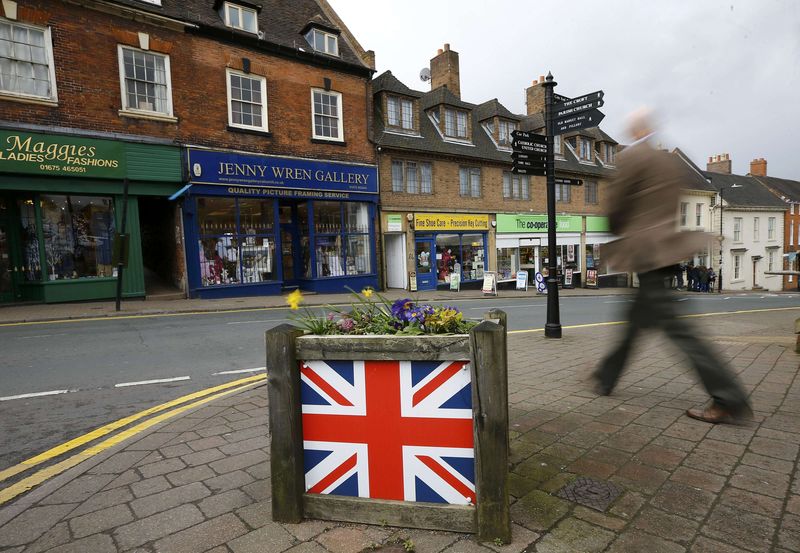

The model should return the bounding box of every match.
[687,263,695,291]
[676,263,685,290]
[708,268,716,292]
[594,108,752,425]
[699,266,709,292]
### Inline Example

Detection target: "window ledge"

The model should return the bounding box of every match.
[119,109,178,123]
[226,125,272,138]
[0,93,58,107]
[311,138,347,146]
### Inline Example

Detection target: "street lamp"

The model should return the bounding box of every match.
[717,183,743,293]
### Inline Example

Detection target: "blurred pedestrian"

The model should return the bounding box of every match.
[699,266,709,292]
[593,108,752,424]
[687,263,695,291]
[708,268,716,292]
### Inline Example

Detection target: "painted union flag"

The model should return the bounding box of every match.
[300,359,475,505]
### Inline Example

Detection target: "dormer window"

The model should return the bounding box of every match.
[222,2,258,34]
[444,108,468,139]
[553,135,562,156]
[602,143,616,164]
[497,120,516,147]
[387,95,413,131]
[579,138,592,161]
[305,28,338,56]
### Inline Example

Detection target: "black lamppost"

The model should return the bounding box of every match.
[717,183,742,293]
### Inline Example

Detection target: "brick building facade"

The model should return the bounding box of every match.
[750,159,800,290]
[0,0,378,303]
[374,45,619,292]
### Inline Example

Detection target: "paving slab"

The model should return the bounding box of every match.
[0,310,797,552]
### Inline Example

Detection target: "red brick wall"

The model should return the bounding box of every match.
[1,1,375,165]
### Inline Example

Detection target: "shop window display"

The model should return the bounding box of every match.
[435,233,485,284]
[197,197,274,286]
[17,198,41,281]
[39,195,115,280]
[314,201,371,278]
[585,243,607,274]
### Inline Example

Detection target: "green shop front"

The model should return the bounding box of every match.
[0,130,181,304]
[495,213,614,287]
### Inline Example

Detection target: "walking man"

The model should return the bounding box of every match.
[593,109,752,424]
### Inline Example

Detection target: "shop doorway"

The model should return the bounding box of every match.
[0,196,21,303]
[385,234,407,289]
[279,201,307,289]
[139,197,181,297]
[414,237,436,290]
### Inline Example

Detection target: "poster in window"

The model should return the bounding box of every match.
[567,244,575,262]
[593,243,600,260]
[586,269,598,288]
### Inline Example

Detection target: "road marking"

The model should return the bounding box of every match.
[226,319,289,325]
[507,305,800,334]
[14,333,67,340]
[0,374,265,485]
[0,377,264,507]
[676,298,689,302]
[114,376,191,388]
[0,389,72,402]
[603,300,633,304]
[468,303,542,310]
[213,367,265,375]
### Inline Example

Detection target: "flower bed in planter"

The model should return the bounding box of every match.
[267,291,510,542]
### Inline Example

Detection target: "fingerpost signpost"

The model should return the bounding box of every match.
[513,74,605,338]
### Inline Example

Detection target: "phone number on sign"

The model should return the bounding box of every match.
[39,164,87,173]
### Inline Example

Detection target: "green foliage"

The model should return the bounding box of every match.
[402,538,415,552]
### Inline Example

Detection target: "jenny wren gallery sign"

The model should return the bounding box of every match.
[186,148,378,195]
[0,130,126,179]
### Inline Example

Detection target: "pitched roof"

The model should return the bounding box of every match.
[372,71,422,98]
[475,99,521,123]
[672,148,717,193]
[102,0,370,70]
[753,175,800,203]
[420,86,473,110]
[702,171,788,209]
[373,75,617,177]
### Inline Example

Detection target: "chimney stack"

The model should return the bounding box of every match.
[707,153,732,175]
[525,75,547,116]
[749,157,767,177]
[430,43,460,98]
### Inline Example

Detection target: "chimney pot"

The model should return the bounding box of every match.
[430,44,460,98]
[708,156,713,163]
[539,75,545,83]
[437,48,443,55]
[532,79,538,85]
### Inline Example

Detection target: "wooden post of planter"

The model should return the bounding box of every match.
[470,317,511,543]
[484,308,510,460]
[266,324,305,523]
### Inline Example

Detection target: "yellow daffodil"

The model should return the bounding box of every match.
[362,287,374,298]
[286,289,303,310]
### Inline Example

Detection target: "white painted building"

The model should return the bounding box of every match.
[676,152,787,291]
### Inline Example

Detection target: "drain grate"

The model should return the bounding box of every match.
[556,476,621,512]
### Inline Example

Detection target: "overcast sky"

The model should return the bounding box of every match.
[329,0,799,179]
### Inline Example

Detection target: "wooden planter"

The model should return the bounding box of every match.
[266,311,510,542]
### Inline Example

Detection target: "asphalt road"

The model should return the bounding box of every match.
[1,291,798,472]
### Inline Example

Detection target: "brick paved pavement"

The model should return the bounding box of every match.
[0,309,797,552]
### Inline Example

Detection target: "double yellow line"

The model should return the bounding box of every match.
[0,374,265,507]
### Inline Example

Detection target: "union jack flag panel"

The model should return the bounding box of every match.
[300,359,475,505]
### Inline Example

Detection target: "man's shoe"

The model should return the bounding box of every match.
[686,403,751,425]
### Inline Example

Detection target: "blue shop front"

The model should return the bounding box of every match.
[182,148,379,298]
